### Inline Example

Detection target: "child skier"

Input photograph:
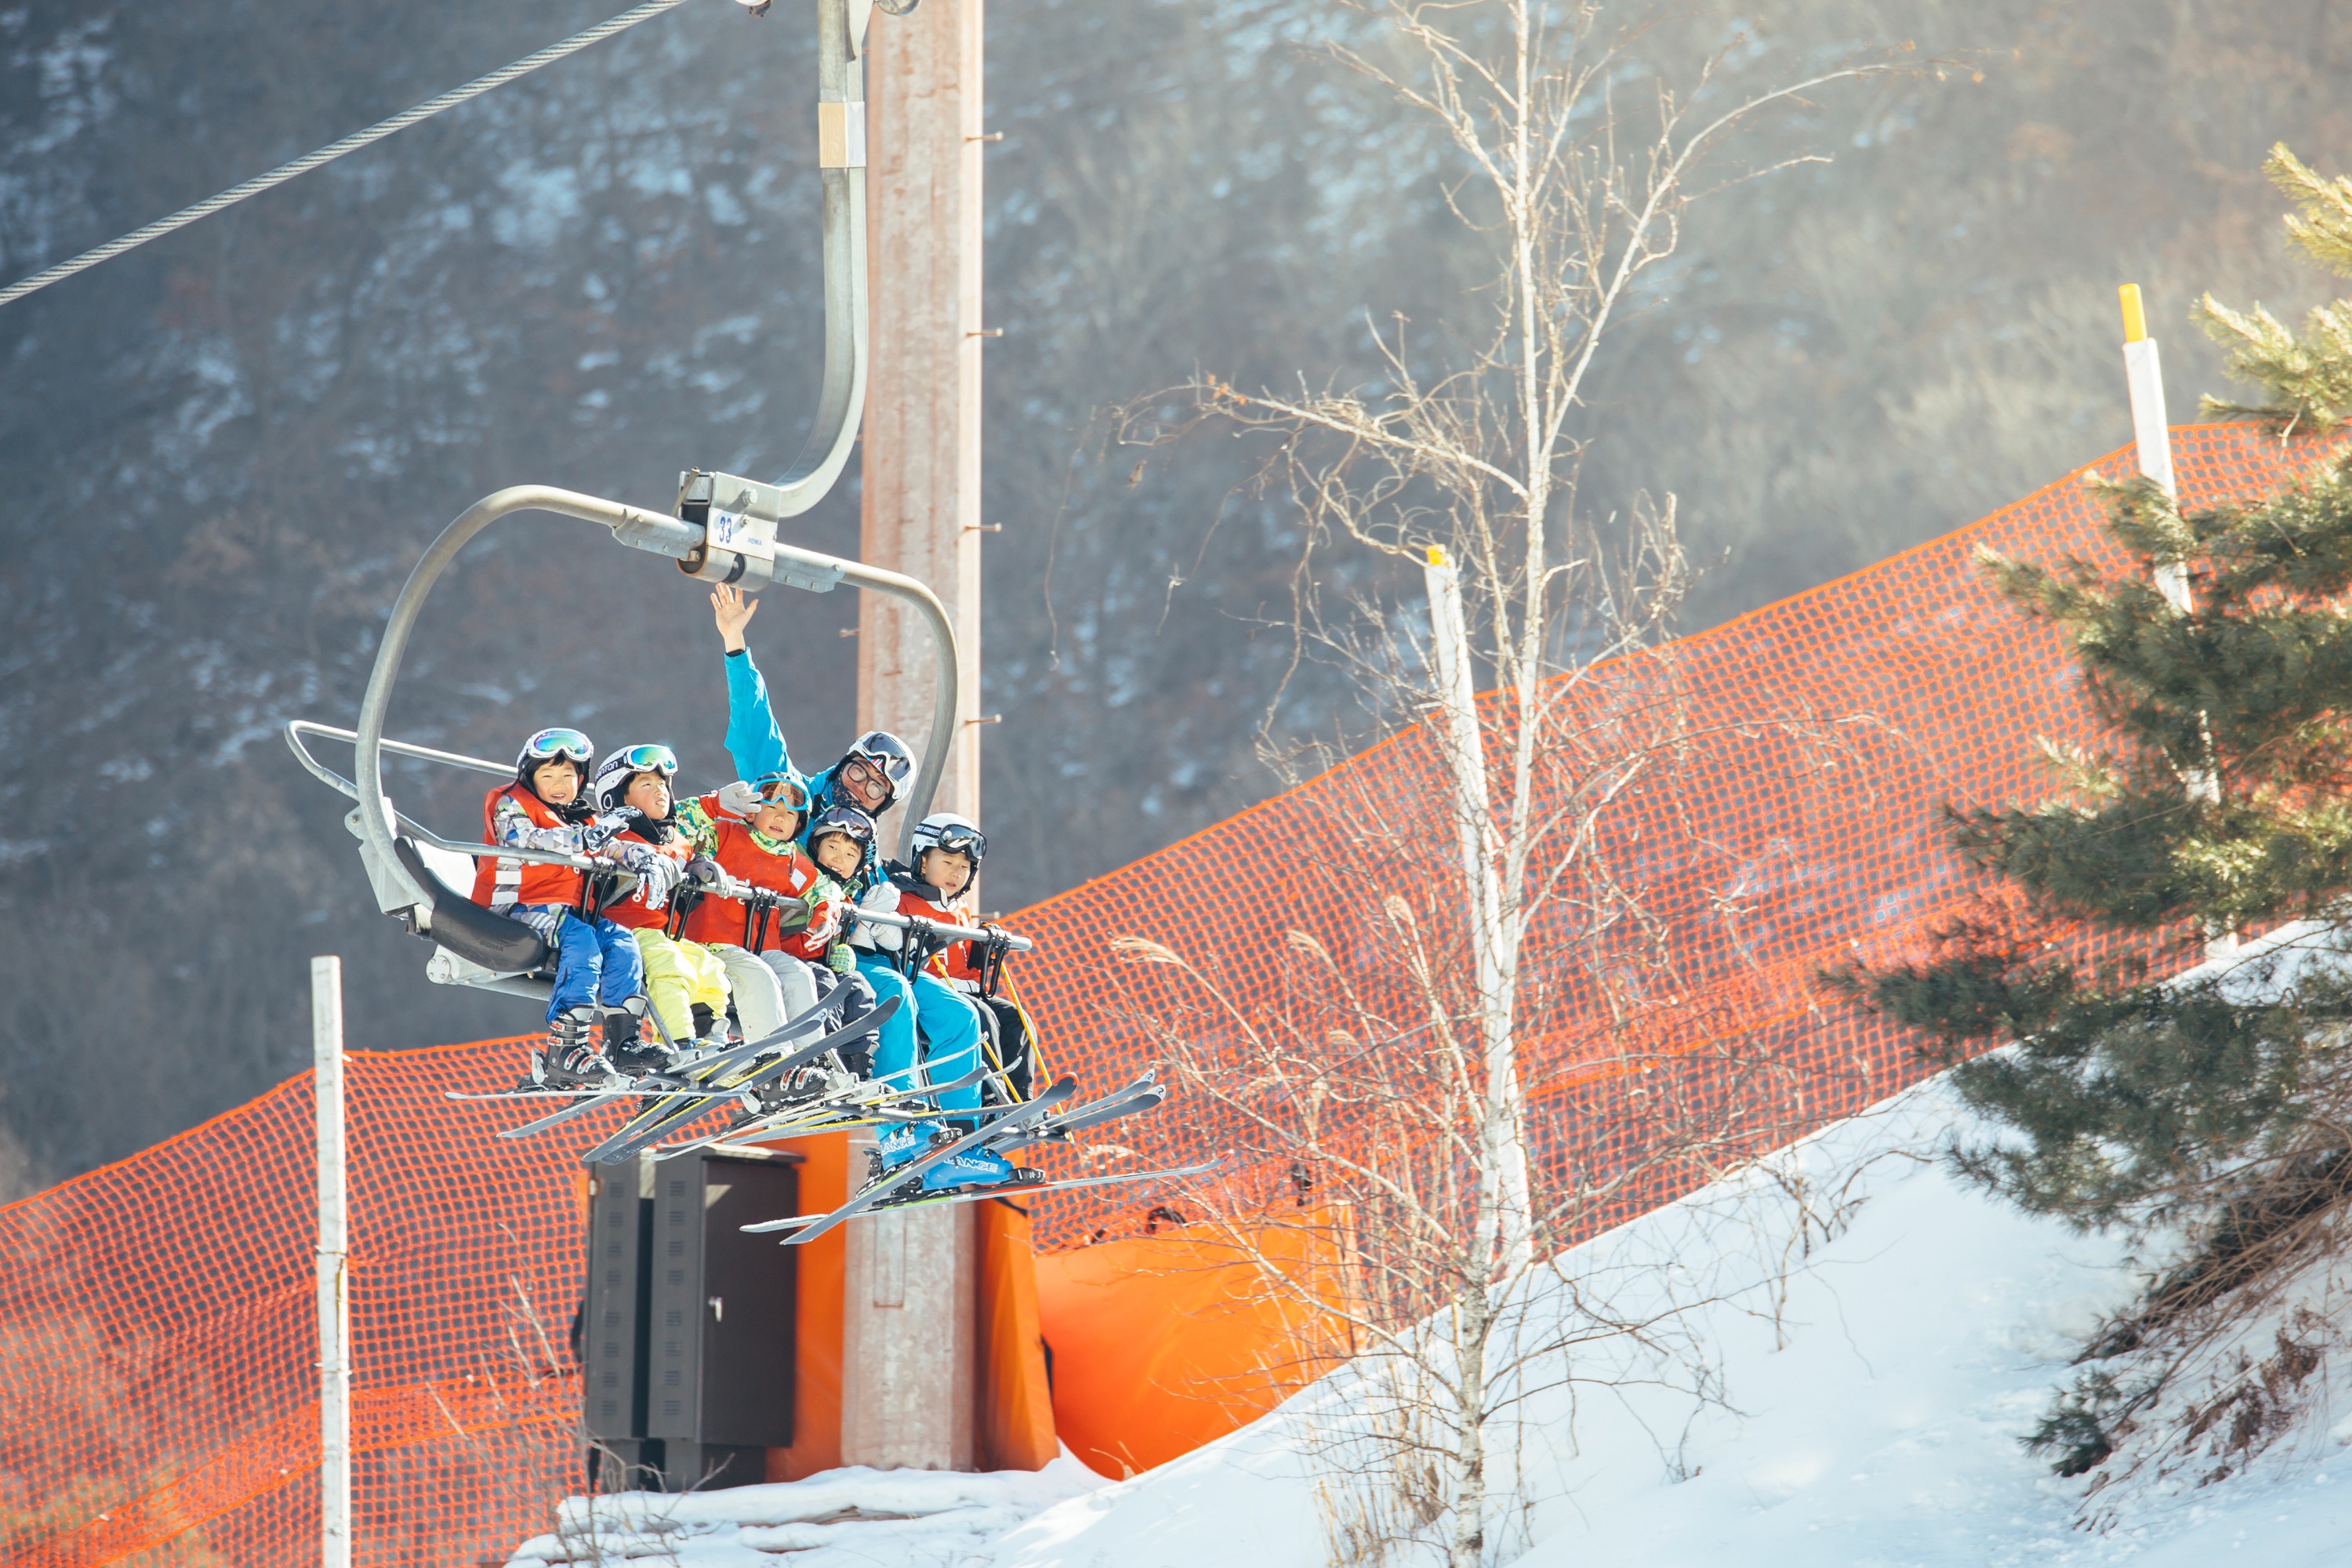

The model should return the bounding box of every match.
[590,743,730,1066]
[850,808,1017,1191]
[786,804,886,1073]
[673,771,833,1040]
[471,728,667,1088]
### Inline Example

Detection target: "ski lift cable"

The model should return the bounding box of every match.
[0,0,693,312]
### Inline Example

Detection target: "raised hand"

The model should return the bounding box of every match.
[711,584,759,652]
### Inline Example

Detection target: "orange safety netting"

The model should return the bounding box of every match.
[1004,423,2342,1254]
[0,423,2332,1566]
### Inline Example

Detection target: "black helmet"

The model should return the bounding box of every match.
[808,804,879,880]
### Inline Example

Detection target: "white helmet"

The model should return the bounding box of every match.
[911,811,985,865]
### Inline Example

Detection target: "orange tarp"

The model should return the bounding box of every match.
[978,1200,1058,1470]
[1034,1221,1353,1478]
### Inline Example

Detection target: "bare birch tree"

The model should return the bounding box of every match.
[1145,1,1889,1283]
[1093,6,1910,1563]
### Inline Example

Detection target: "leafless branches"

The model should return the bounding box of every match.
[1100,5,1900,1560]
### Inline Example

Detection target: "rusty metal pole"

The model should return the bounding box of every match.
[841,0,987,1470]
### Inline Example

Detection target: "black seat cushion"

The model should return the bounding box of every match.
[394,837,553,974]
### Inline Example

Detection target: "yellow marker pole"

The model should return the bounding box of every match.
[2120,285,2230,953]
[2118,284,2183,575]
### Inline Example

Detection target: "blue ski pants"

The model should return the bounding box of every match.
[539,909,645,1023]
[855,954,983,1120]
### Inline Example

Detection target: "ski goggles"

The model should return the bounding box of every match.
[750,774,811,810]
[614,743,677,776]
[811,807,876,842]
[522,728,594,762]
[927,823,986,859]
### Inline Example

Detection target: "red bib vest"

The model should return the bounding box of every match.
[603,822,675,932]
[891,873,982,982]
[470,782,582,909]
[680,817,819,951]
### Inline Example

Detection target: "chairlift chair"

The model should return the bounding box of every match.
[285,0,954,1007]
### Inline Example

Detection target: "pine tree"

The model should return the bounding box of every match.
[1831,149,2352,1468]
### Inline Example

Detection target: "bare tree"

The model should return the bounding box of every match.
[1088,6,1908,1562]
[1133,0,1888,1275]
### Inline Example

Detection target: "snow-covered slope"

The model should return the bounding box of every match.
[512,1065,2352,1566]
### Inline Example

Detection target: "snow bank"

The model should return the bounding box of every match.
[504,1457,1102,1568]
[997,1077,2352,1566]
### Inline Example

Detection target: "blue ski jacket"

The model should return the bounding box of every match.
[722,647,851,849]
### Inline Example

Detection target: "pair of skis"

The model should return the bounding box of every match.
[742,1070,1209,1245]
[470,996,894,1147]
[641,1053,1000,1160]
[583,996,906,1165]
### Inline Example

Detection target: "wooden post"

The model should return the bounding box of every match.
[843,0,986,1469]
[313,956,351,1565]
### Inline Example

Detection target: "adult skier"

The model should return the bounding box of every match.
[710,584,914,841]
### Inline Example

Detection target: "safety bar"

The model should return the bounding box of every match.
[850,904,1034,953]
[698,866,1031,951]
[287,719,600,872]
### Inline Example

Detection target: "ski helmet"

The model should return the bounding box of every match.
[808,804,879,879]
[835,730,916,811]
[911,811,985,866]
[592,742,678,813]
[515,727,593,785]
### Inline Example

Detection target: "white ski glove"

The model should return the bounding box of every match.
[856,880,902,951]
[803,895,843,948]
[716,779,761,820]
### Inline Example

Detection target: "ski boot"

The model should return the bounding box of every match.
[921,1145,1026,1194]
[539,1007,617,1090]
[603,1001,676,1078]
[862,1120,938,1192]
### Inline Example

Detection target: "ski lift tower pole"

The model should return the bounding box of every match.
[311,955,351,1568]
[2119,284,2234,958]
[844,0,991,1470]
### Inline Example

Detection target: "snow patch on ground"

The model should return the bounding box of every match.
[511,1052,2352,1566]
[504,1458,1102,1567]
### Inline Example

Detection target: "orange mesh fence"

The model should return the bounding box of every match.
[0,423,2334,1565]
[0,1038,604,1568]
[1004,424,2343,1254]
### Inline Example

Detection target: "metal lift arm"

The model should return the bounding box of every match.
[350,487,958,910]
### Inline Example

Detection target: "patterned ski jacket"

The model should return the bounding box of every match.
[470,783,671,916]
[674,790,827,954]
